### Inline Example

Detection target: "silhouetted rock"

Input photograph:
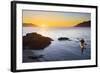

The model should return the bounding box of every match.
[75,21,91,27]
[58,37,71,41]
[23,32,53,50]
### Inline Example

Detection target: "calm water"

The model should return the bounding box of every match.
[23,27,91,62]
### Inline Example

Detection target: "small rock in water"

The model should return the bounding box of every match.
[58,37,71,41]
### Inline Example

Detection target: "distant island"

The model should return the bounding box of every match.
[75,21,91,27]
[23,23,37,27]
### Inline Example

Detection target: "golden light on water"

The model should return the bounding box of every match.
[39,28,48,37]
[37,24,48,36]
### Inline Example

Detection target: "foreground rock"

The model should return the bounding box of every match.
[58,37,71,41]
[23,32,53,50]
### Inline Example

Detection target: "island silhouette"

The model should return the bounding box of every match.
[75,21,91,27]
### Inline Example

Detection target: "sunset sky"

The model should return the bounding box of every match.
[23,10,91,27]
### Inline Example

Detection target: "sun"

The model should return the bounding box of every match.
[40,24,46,27]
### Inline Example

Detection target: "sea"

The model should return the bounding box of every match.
[23,27,91,62]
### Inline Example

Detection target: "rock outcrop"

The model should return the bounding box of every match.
[23,32,53,50]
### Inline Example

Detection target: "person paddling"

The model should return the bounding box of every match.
[80,38,86,54]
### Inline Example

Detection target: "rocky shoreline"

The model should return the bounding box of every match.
[23,32,89,63]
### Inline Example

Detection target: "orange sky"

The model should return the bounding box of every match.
[23,10,91,28]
